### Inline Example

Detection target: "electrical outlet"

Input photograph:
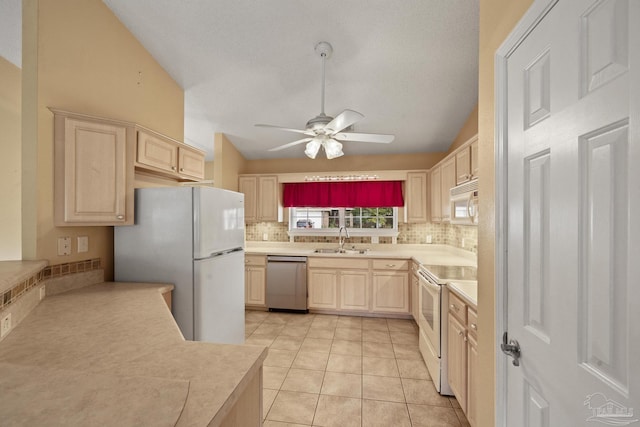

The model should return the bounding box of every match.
[462,238,466,248]
[39,286,46,301]
[57,237,71,256]
[77,236,89,253]
[262,232,269,241]
[1,313,11,338]
[426,235,432,244]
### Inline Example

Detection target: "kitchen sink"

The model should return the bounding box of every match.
[313,248,341,253]
[313,248,368,255]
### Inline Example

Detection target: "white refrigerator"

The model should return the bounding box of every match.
[114,187,245,344]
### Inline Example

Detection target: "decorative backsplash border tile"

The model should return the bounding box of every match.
[0,258,102,311]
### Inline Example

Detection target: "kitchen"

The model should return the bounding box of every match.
[2,0,637,426]
[0,0,480,423]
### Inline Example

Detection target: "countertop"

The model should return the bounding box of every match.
[0,260,48,294]
[245,242,477,267]
[0,282,267,427]
[447,280,478,308]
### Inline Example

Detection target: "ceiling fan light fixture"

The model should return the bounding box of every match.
[324,139,344,159]
[304,139,322,159]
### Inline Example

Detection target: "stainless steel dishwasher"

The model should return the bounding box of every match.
[266,256,308,312]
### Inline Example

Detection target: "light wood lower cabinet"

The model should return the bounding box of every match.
[307,257,410,315]
[447,312,467,410]
[410,266,420,321]
[339,270,369,311]
[447,290,478,426]
[308,269,338,309]
[245,255,266,307]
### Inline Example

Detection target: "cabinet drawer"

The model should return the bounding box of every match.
[245,255,267,267]
[467,307,478,337]
[448,291,467,323]
[372,259,408,271]
[308,257,369,270]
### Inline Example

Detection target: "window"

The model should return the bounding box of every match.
[289,207,398,237]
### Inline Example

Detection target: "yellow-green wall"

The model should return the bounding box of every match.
[447,104,478,155]
[213,133,247,191]
[244,152,446,175]
[22,0,184,279]
[477,1,533,426]
[0,57,22,260]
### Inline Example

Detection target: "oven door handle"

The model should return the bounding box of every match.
[419,275,442,293]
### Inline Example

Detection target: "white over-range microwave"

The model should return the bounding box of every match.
[449,179,478,225]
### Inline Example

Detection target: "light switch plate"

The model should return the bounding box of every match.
[57,237,71,256]
[77,236,89,253]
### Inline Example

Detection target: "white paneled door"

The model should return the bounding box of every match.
[499,0,639,425]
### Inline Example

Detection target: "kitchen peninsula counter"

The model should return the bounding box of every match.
[246,242,477,267]
[0,282,267,427]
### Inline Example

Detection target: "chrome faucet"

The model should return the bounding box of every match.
[338,226,350,251]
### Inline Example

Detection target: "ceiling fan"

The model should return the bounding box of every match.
[255,41,395,159]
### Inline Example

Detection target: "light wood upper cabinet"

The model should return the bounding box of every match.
[470,139,479,179]
[440,157,456,222]
[455,147,472,185]
[53,111,134,226]
[136,129,205,181]
[406,171,428,223]
[238,175,280,222]
[430,166,442,223]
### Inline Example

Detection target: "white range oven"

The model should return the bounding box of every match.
[417,264,477,395]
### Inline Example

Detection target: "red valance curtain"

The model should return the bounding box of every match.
[283,181,404,208]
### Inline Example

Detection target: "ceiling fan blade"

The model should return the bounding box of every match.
[324,109,364,134]
[268,137,313,152]
[333,132,395,144]
[255,124,314,136]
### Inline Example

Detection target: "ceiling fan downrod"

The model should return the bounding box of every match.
[315,41,333,117]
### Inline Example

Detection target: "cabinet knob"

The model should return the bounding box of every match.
[458,331,464,336]
[463,336,468,342]
[386,264,396,268]
[171,166,177,171]
[180,167,184,172]
[470,323,477,330]
[116,215,125,220]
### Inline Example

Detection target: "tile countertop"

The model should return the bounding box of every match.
[447,280,478,308]
[0,282,267,427]
[245,242,477,267]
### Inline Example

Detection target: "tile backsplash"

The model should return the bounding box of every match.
[245,222,477,253]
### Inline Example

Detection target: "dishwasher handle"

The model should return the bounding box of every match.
[267,255,307,263]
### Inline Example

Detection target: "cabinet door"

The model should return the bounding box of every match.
[56,117,130,225]
[257,176,279,221]
[440,157,456,221]
[429,166,442,222]
[406,171,428,223]
[245,267,266,306]
[447,313,467,410]
[455,147,471,185]
[308,269,338,309]
[137,130,178,174]
[371,272,409,313]
[470,139,479,179]
[339,270,369,312]
[178,146,205,180]
[238,176,257,222]
[467,333,478,426]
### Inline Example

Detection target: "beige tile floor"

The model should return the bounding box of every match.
[245,310,471,427]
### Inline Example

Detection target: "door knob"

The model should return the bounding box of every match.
[501,331,521,367]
